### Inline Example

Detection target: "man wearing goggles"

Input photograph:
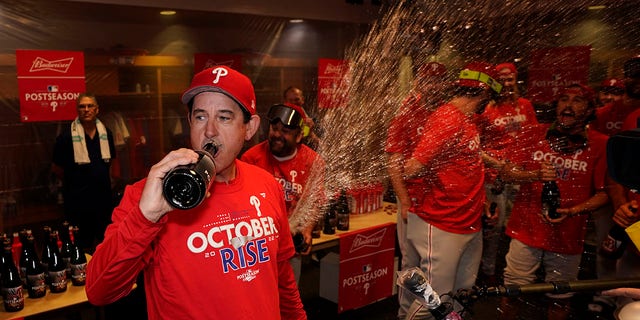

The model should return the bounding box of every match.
[242,103,326,283]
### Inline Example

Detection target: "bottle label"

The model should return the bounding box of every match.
[601,235,622,252]
[48,270,67,292]
[337,213,349,230]
[27,273,47,296]
[71,262,87,284]
[1,286,24,309]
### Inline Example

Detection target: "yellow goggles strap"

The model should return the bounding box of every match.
[458,70,503,94]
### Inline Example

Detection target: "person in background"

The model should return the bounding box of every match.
[283,86,321,150]
[384,61,448,319]
[86,66,307,320]
[592,57,640,136]
[499,84,609,320]
[476,62,539,286]
[596,78,625,108]
[241,102,326,283]
[591,56,640,318]
[399,62,501,319]
[52,93,116,253]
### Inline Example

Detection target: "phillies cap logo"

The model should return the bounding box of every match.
[211,67,229,84]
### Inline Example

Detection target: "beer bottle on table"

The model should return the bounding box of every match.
[40,226,53,281]
[1,239,24,312]
[312,217,323,238]
[59,222,73,277]
[23,232,46,298]
[336,190,350,231]
[323,200,336,235]
[69,227,87,286]
[541,181,560,219]
[47,231,67,293]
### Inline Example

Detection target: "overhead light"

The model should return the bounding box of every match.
[289,19,304,23]
[588,5,606,10]
[160,10,176,16]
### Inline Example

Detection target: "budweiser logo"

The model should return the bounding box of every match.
[349,228,386,253]
[29,57,74,73]
[324,63,346,75]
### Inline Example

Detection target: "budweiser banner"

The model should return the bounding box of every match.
[317,58,350,109]
[337,223,396,313]
[194,53,242,73]
[527,46,591,104]
[16,50,86,122]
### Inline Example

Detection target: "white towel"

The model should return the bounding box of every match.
[71,117,111,164]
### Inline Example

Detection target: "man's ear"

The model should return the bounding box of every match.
[295,129,303,144]
[245,115,261,141]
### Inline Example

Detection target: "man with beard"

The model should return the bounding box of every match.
[399,62,501,319]
[476,62,539,285]
[242,102,325,283]
[499,84,609,320]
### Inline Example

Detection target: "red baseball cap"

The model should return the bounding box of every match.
[557,84,595,105]
[418,62,447,78]
[495,62,517,75]
[457,61,502,94]
[181,66,257,115]
[600,78,625,91]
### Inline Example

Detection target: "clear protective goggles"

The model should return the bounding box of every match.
[267,104,304,129]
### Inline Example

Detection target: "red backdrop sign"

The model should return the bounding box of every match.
[16,50,86,122]
[337,223,396,313]
[317,58,350,109]
[194,53,242,73]
[527,46,591,104]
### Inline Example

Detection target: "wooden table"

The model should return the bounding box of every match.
[311,202,397,252]
[0,255,91,320]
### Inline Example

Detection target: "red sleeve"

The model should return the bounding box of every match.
[278,259,307,319]
[273,183,307,319]
[85,180,165,305]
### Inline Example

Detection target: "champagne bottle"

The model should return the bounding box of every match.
[47,231,67,293]
[599,205,637,260]
[541,181,560,219]
[69,227,87,286]
[163,142,218,209]
[23,233,46,298]
[1,239,24,312]
[336,190,350,231]
[292,233,309,254]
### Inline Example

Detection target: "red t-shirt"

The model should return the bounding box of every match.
[592,100,638,136]
[622,107,640,130]
[505,124,608,254]
[385,93,433,204]
[241,142,324,218]
[478,97,538,159]
[86,160,306,320]
[410,103,485,234]
[477,97,538,182]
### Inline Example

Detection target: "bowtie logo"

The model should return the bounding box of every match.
[211,67,229,84]
[30,57,74,73]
